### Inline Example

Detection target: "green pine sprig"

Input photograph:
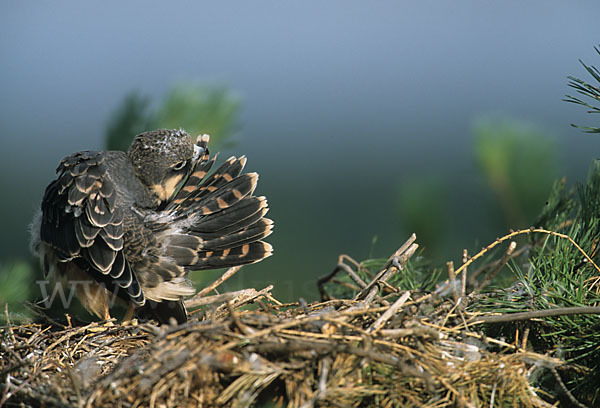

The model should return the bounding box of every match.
[564,46,600,133]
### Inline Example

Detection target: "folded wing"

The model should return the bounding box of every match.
[40,151,145,306]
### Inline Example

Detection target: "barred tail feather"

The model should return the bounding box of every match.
[162,153,273,273]
[201,218,273,250]
[168,156,216,210]
[190,196,268,235]
[192,173,257,216]
[194,156,247,199]
[193,241,273,270]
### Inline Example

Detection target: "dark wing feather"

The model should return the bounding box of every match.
[166,135,214,211]
[156,154,273,273]
[40,151,144,306]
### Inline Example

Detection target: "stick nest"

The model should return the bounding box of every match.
[1,235,561,407]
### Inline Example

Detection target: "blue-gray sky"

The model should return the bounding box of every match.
[2,1,600,299]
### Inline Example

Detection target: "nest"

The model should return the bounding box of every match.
[1,235,563,407]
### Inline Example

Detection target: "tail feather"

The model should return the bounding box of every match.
[192,173,258,216]
[168,156,216,210]
[201,218,273,250]
[161,151,272,274]
[193,156,247,199]
[193,241,273,270]
[165,245,199,266]
[163,234,203,265]
[172,156,247,212]
[190,196,268,235]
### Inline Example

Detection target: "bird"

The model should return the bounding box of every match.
[30,129,273,324]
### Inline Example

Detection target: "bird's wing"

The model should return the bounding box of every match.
[181,155,274,269]
[131,153,273,300]
[162,154,273,269]
[40,151,144,306]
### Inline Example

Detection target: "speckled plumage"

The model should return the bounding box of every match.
[30,129,273,324]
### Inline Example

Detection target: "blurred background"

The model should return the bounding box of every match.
[2,1,600,315]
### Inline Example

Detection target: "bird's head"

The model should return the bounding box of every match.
[127,129,206,204]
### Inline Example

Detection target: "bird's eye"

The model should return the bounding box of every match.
[172,160,187,171]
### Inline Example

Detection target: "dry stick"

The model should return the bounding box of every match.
[551,367,590,408]
[196,266,243,298]
[474,241,517,293]
[440,297,463,329]
[354,234,417,301]
[461,249,468,299]
[339,254,370,280]
[363,243,418,305]
[185,286,273,308]
[265,294,283,306]
[522,326,530,350]
[316,357,332,400]
[367,291,411,334]
[338,262,368,289]
[354,244,419,307]
[380,280,400,294]
[316,265,342,301]
[454,228,600,277]
[472,306,600,324]
[468,244,529,286]
[230,286,275,309]
[317,257,368,300]
[216,306,391,353]
[226,301,254,335]
[446,261,458,303]
[379,326,439,339]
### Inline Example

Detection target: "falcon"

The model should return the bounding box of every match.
[30,129,273,324]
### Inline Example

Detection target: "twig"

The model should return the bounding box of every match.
[472,306,600,324]
[197,266,243,298]
[474,241,517,293]
[340,255,370,278]
[551,367,589,408]
[226,301,254,335]
[354,236,418,304]
[355,234,416,300]
[454,228,600,277]
[446,261,458,303]
[232,286,275,309]
[461,249,468,299]
[379,326,439,339]
[316,357,331,400]
[367,291,411,334]
[317,258,368,301]
[185,286,273,309]
[468,244,528,287]
[337,262,367,289]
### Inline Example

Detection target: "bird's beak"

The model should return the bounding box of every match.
[193,144,205,162]
[193,134,210,162]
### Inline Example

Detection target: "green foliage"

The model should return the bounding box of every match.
[105,83,241,151]
[565,45,600,133]
[0,261,34,322]
[473,118,558,228]
[155,84,241,146]
[323,252,441,301]
[392,253,441,292]
[471,162,600,405]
